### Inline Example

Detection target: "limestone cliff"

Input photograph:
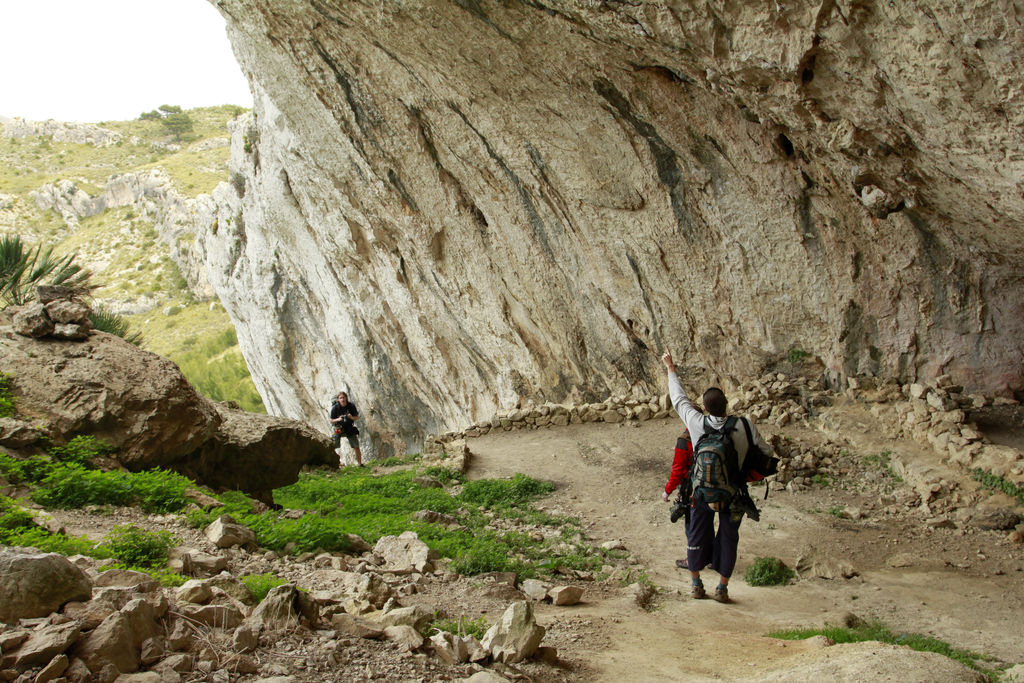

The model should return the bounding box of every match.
[203,0,1024,454]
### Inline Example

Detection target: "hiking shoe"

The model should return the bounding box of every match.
[675,558,688,570]
[690,584,706,599]
[712,585,730,603]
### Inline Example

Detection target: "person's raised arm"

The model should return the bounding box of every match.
[662,349,703,429]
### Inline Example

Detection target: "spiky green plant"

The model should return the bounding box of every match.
[0,235,94,307]
[90,304,143,345]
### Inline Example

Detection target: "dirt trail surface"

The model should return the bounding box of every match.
[465,404,1024,682]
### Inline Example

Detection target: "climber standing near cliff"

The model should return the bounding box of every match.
[329,390,364,467]
[661,348,775,603]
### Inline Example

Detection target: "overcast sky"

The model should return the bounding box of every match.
[0,0,252,123]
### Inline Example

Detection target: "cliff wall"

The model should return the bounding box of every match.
[203,0,1024,453]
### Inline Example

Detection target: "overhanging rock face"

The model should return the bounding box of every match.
[202,0,1024,454]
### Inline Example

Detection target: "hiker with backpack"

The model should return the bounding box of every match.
[329,390,364,467]
[661,349,775,603]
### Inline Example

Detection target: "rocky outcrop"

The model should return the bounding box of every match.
[197,0,1024,454]
[0,315,334,498]
[0,324,219,468]
[182,403,336,502]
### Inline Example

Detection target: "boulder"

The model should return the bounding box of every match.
[179,402,336,502]
[481,601,545,663]
[549,585,582,606]
[330,613,384,639]
[179,604,244,630]
[5,621,81,669]
[246,584,317,630]
[71,612,138,674]
[0,548,93,624]
[178,549,228,577]
[382,625,424,651]
[519,579,550,601]
[44,299,90,324]
[176,580,213,605]
[204,515,256,549]
[35,653,69,682]
[94,569,160,593]
[0,329,218,468]
[0,417,41,448]
[373,531,437,572]
[11,304,53,338]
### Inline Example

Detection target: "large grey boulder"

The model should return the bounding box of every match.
[246,584,318,630]
[0,548,93,624]
[180,402,336,502]
[373,531,437,573]
[481,601,545,664]
[0,329,218,469]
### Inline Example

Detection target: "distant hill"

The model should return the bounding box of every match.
[0,105,264,412]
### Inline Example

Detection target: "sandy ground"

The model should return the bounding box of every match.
[465,404,1024,682]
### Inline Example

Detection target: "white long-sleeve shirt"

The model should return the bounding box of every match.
[667,371,771,470]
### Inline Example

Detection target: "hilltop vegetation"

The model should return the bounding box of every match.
[0,105,263,411]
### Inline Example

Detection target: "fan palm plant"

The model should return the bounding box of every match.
[0,234,95,307]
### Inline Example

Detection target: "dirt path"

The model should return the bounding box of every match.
[465,411,1024,681]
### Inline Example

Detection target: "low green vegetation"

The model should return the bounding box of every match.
[0,373,15,417]
[862,449,903,483]
[744,556,796,586]
[101,523,176,568]
[972,468,1024,507]
[185,467,594,581]
[240,573,287,602]
[0,436,193,513]
[787,348,810,364]
[431,614,489,640]
[768,620,1002,679]
[828,505,844,518]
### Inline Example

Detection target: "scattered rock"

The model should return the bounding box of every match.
[0,549,93,624]
[481,601,545,664]
[549,585,582,606]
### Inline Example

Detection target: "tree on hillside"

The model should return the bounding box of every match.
[138,104,194,142]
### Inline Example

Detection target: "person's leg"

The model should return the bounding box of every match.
[710,509,742,601]
[687,500,714,597]
[347,434,363,466]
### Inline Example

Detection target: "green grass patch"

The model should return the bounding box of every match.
[240,573,287,602]
[0,438,194,513]
[787,348,810,363]
[972,468,1024,507]
[430,614,489,640]
[768,620,1001,678]
[130,303,265,413]
[0,373,15,417]
[185,467,593,581]
[745,557,796,586]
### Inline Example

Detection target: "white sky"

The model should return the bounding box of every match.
[0,0,252,123]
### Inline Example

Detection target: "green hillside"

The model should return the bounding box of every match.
[0,105,264,412]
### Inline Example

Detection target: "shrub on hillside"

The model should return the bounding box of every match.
[100,524,176,569]
[0,373,14,418]
[745,557,796,586]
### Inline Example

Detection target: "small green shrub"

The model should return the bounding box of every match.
[49,435,117,467]
[459,474,555,509]
[828,506,844,518]
[240,573,286,602]
[33,465,133,508]
[0,373,15,417]
[0,496,35,532]
[745,557,796,586]
[431,614,489,640]
[787,348,810,363]
[100,524,175,569]
[90,305,143,345]
[101,562,186,587]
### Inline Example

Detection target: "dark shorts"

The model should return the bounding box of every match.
[333,430,359,449]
